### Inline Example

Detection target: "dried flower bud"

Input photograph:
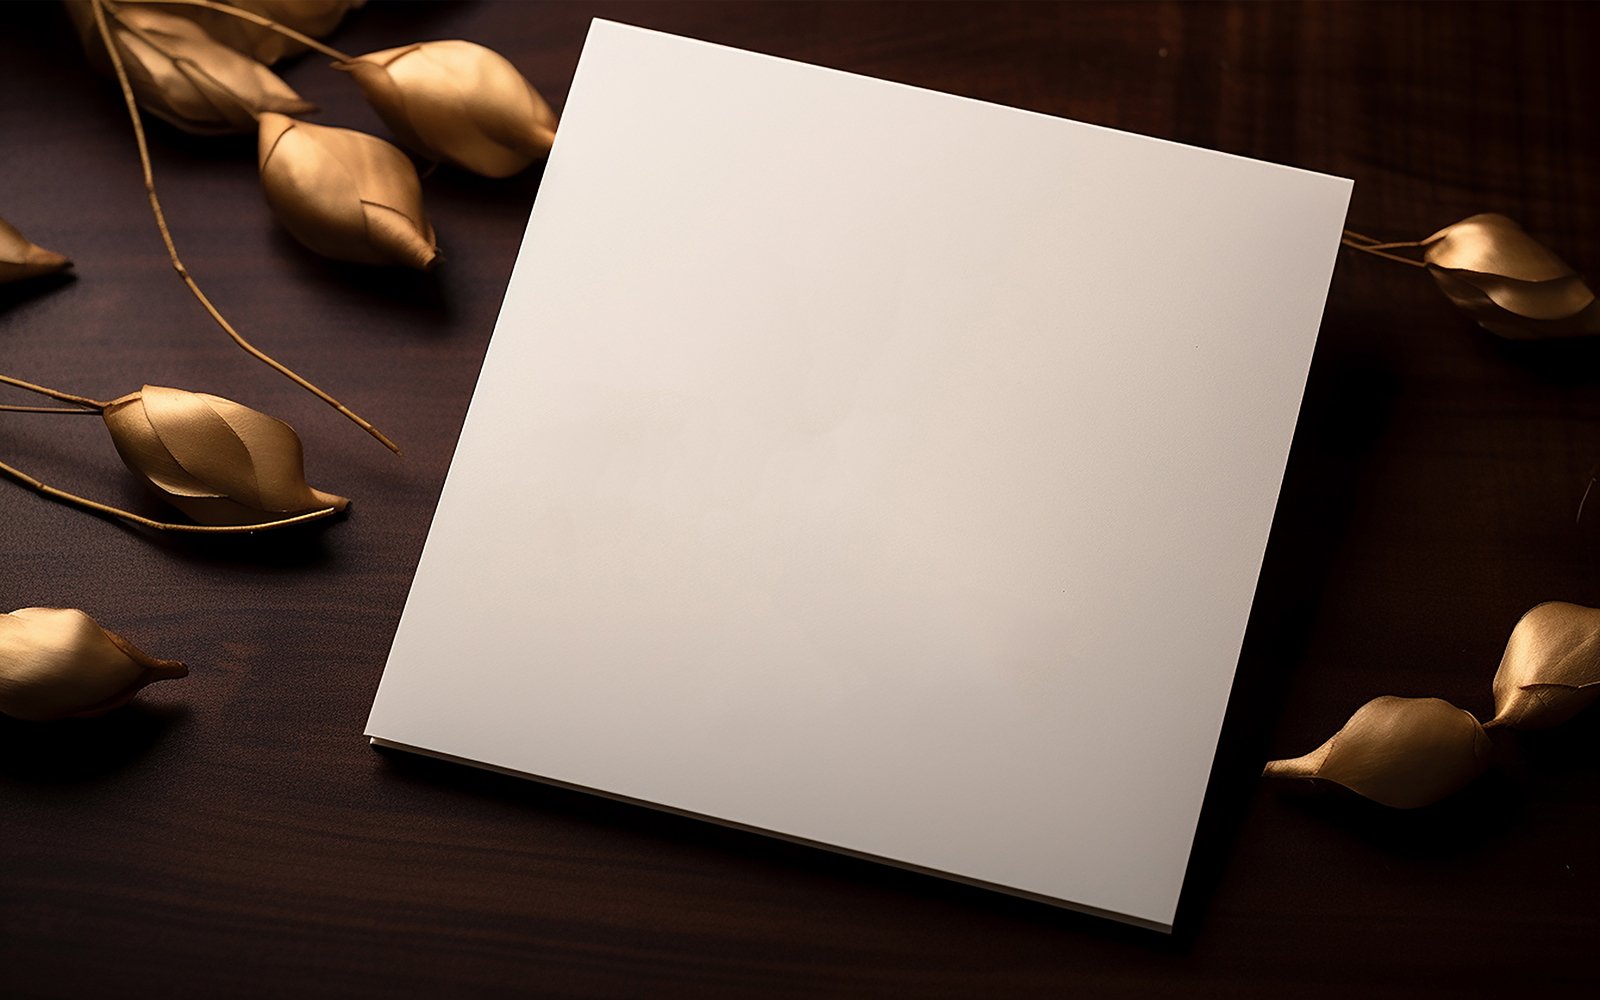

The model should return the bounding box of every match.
[1263,696,1491,808]
[258,113,439,268]
[0,608,185,722]
[1487,602,1600,730]
[337,40,557,178]
[102,384,347,527]
[66,3,314,135]
[168,0,366,65]
[0,215,71,284]
[1423,214,1598,339]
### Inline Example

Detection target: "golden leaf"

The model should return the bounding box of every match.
[168,0,366,64]
[258,112,439,268]
[1487,602,1600,730]
[0,215,72,284]
[0,607,185,721]
[1263,696,1491,808]
[67,1,314,134]
[1422,214,1599,339]
[102,384,348,526]
[337,40,558,178]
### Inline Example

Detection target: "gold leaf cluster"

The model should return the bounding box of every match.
[1265,602,1600,808]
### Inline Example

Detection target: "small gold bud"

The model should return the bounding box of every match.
[67,3,314,135]
[102,384,348,527]
[1263,696,1492,808]
[1423,214,1598,339]
[258,113,439,268]
[0,215,71,284]
[337,40,558,178]
[0,608,186,722]
[1488,602,1600,730]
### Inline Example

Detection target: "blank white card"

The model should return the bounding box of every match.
[367,19,1352,931]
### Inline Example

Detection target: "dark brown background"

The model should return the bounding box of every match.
[4,1,1599,996]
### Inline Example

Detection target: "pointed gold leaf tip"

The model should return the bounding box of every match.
[0,215,73,284]
[0,608,185,721]
[1421,214,1599,339]
[1488,602,1600,730]
[338,40,558,178]
[1263,696,1491,808]
[258,113,440,269]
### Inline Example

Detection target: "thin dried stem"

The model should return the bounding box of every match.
[1340,238,1429,269]
[0,405,105,415]
[0,455,340,533]
[112,0,357,62]
[89,0,400,455]
[0,373,110,409]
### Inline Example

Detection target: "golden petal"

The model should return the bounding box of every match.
[1263,696,1491,808]
[1427,269,1600,339]
[1432,269,1595,321]
[260,113,374,263]
[93,8,314,135]
[259,114,437,268]
[1423,213,1576,283]
[138,385,265,509]
[341,40,556,178]
[0,608,185,722]
[202,392,346,513]
[1489,602,1600,730]
[103,391,225,500]
[0,215,72,284]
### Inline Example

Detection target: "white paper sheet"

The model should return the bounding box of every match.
[367,19,1352,931]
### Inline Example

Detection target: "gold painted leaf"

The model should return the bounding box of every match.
[0,607,185,722]
[1263,696,1491,808]
[258,113,439,268]
[1488,602,1600,730]
[338,40,558,178]
[1422,214,1598,339]
[0,215,71,284]
[102,385,347,526]
[68,2,314,134]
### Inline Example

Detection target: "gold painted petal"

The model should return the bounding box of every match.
[139,384,264,508]
[103,386,347,527]
[1489,602,1600,730]
[258,113,438,268]
[173,0,366,64]
[81,6,315,135]
[339,40,557,178]
[1428,269,1600,340]
[0,607,186,722]
[1456,271,1594,321]
[1262,696,1491,808]
[1423,213,1577,283]
[201,392,336,512]
[103,391,225,499]
[0,215,72,284]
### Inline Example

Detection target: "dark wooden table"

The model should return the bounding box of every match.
[4,2,1598,996]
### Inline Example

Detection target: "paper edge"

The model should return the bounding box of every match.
[588,18,1355,188]
[366,735,1174,934]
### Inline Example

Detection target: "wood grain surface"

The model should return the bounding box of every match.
[4,2,1599,996]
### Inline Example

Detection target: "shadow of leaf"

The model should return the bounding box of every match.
[0,701,189,783]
